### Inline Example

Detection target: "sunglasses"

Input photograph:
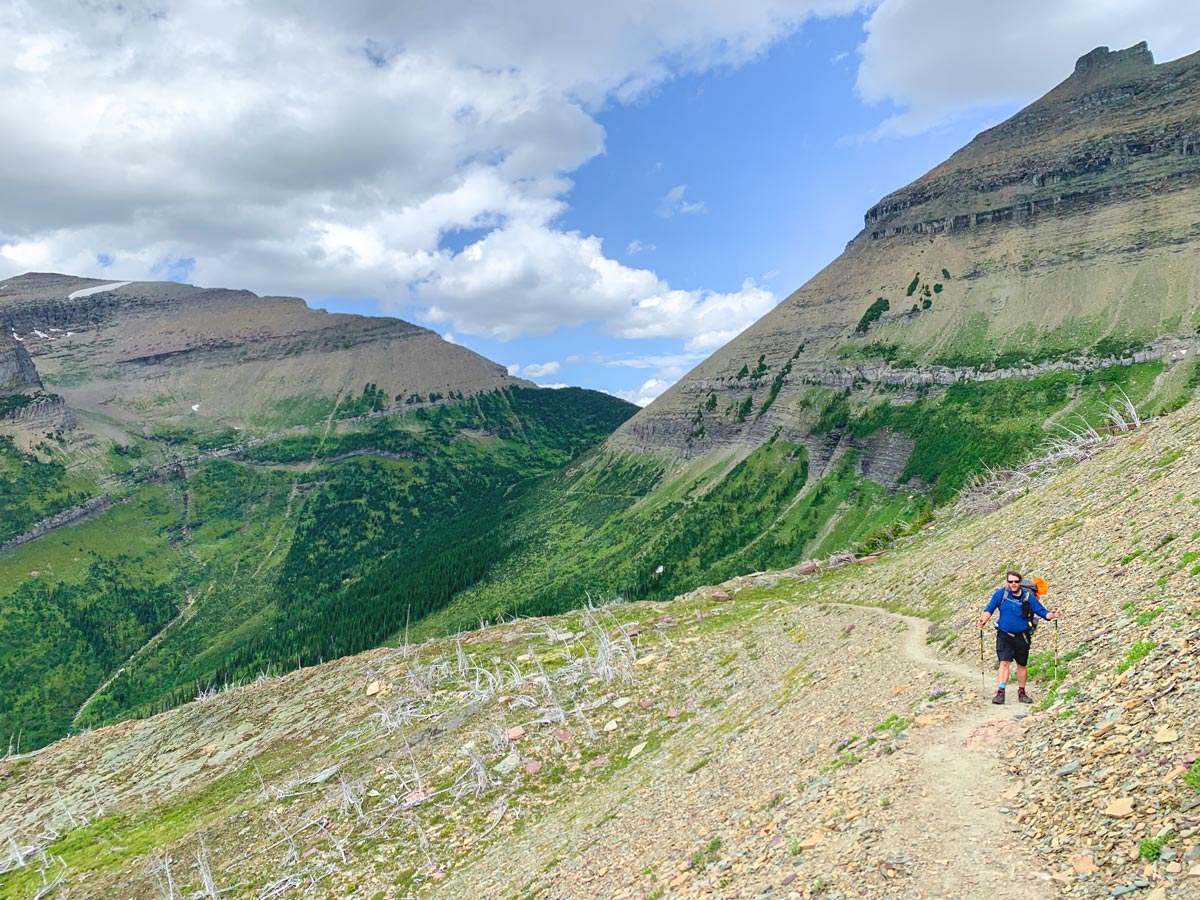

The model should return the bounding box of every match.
[1006,579,1021,584]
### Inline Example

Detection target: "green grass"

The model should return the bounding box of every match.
[1116,641,1157,675]
[2,387,639,749]
[0,435,95,543]
[0,764,263,897]
[1139,832,1173,862]
[829,362,1165,503]
[1185,760,1200,794]
[1134,608,1162,627]
[874,714,908,734]
[689,837,722,870]
[0,487,192,748]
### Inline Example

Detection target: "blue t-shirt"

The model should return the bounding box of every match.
[985,587,1050,634]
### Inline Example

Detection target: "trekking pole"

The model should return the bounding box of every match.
[979,627,986,691]
[1054,618,1060,684]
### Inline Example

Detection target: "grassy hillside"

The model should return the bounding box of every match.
[4,331,1197,753]
[409,356,1194,635]
[0,387,637,750]
[2,394,1197,900]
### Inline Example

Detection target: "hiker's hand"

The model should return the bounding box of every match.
[1048,608,1062,620]
[977,615,989,628]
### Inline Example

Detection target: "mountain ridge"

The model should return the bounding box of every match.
[614,43,1200,462]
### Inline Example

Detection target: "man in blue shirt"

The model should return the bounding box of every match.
[977,570,1062,704]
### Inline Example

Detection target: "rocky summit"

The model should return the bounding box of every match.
[615,43,1200,460]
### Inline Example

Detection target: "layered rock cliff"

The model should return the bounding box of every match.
[0,332,41,395]
[614,44,1200,461]
[0,273,530,434]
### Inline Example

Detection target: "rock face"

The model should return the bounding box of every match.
[614,44,1200,459]
[0,273,530,431]
[0,332,41,394]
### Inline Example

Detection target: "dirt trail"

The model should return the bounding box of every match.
[447,601,1061,900]
[864,610,1055,900]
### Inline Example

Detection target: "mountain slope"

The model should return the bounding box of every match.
[340,43,1200,639]
[3,395,1196,899]
[1,272,528,438]
[617,43,1200,462]
[0,275,637,750]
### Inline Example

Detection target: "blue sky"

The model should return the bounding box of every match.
[399,12,1017,402]
[1,1,1196,405]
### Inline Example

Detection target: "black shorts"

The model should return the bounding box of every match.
[996,630,1034,666]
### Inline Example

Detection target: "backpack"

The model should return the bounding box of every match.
[1016,576,1049,628]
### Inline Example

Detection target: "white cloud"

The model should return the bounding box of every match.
[658,184,708,218]
[586,352,707,370]
[855,0,1200,137]
[442,332,457,343]
[626,239,656,255]
[617,278,778,352]
[521,361,561,378]
[506,363,522,376]
[414,224,777,349]
[0,0,859,354]
[614,377,675,407]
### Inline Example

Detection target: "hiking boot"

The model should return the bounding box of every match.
[1018,688,1033,704]
[992,687,1006,705]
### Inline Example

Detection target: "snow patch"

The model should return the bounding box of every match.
[67,280,132,300]
[191,403,201,412]
[32,329,47,338]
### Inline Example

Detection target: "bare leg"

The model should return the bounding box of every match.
[1015,664,1027,690]
[998,660,1011,685]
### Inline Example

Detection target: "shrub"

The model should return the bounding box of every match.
[1139,833,1172,861]
[856,297,890,333]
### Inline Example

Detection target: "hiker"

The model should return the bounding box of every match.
[977,571,1061,704]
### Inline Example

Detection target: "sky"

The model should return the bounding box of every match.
[1,2,1198,405]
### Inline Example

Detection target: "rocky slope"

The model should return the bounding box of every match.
[0,272,529,439]
[3,394,1197,899]
[615,43,1200,459]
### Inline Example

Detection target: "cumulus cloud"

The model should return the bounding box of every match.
[616,278,777,352]
[520,361,561,378]
[625,239,656,255]
[658,185,708,218]
[614,378,676,407]
[0,0,859,353]
[856,0,1200,137]
[575,352,707,370]
[413,223,778,345]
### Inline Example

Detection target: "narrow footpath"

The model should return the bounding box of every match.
[861,611,1055,900]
